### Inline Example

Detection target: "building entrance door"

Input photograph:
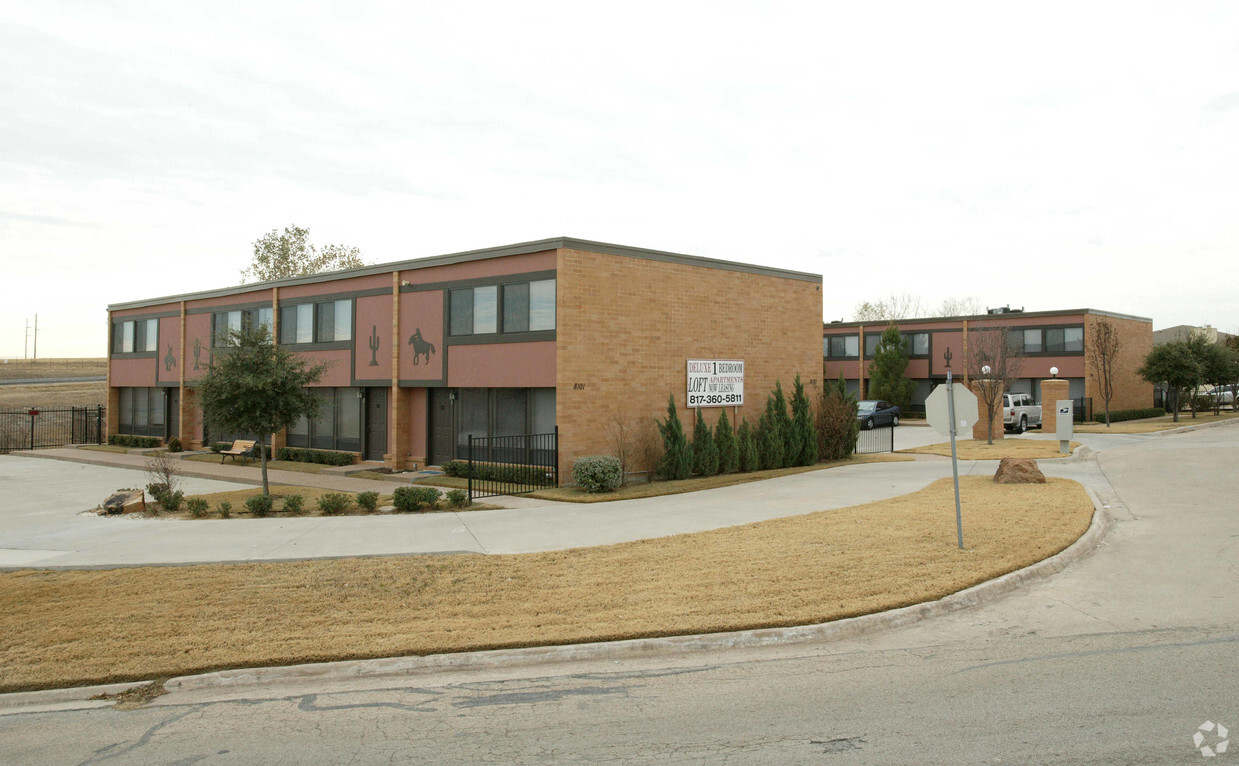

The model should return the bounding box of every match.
[166,388,180,443]
[364,388,387,462]
[428,388,453,466]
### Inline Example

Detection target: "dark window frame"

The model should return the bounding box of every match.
[285,386,363,452]
[279,299,352,347]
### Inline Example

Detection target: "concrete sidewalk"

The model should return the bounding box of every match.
[0,446,1056,570]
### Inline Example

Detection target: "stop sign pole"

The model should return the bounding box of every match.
[946,372,964,549]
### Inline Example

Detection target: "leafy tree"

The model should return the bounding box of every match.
[1193,336,1239,416]
[736,419,759,472]
[1183,332,1218,418]
[656,395,693,480]
[816,375,860,460]
[196,325,328,496]
[967,327,1024,444]
[1138,342,1199,423]
[715,409,738,474]
[789,375,818,466]
[1087,318,1122,426]
[241,225,366,283]
[691,408,719,477]
[868,322,916,412]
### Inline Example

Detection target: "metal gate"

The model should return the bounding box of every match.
[855,424,894,454]
[0,405,105,454]
[466,429,559,501]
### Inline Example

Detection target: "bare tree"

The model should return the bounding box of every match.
[967,327,1025,445]
[852,292,926,322]
[1087,318,1122,426]
[605,412,638,486]
[938,296,983,317]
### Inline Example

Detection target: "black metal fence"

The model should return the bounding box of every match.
[466,428,559,501]
[0,406,105,454]
[1073,397,1093,423]
[855,424,894,454]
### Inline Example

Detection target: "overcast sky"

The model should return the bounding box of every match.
[2,2,1237,358]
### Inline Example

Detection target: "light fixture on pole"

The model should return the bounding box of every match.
[1050,366,1058,378]
[981,365,991,376]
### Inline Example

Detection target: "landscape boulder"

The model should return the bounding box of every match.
[102,490,146,515]
[993,458,1046,484]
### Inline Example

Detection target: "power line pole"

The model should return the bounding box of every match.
[33,314,38,360]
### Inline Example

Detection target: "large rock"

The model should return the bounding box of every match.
[102,490,146,515]
[993,458,1046,484]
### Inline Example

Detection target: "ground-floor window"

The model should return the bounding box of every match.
[453,387,555,456]
[287,387,363,452]
[117,387,165,437]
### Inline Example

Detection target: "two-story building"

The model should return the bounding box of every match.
[107,237,824,481]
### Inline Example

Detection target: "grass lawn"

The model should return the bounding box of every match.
[0,475,1094,692]
[901,439,1081,460]
[1075,411,1239,434]
[415,453,914,502]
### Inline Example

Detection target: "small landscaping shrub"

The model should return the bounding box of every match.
[445,489,469,508]
[440,460,555,486]
[657,395,693,480]
[572,456,622,493]
[715,409,737,475]
[217,501,232,519]
[691,409,719,477]
[161,490,184,513]
[276,447,354,466]
[317,493,352,515]
[186,497,208,518]
[736,419,759,472]
[357,491,380,513]
[442,460,467,478]
[146,482,170,505]
[108,434,162,448]
[209,442,229,454]
[167,437,183,453]
[1091,407,1166,424]
[392,486,441,512]
[817,377,860,461]
[282,494,304,514]
[245,494,274,517]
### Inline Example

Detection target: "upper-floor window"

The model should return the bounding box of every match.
[213,307,274,347]
[1045,326,1084,353]
[450,286,498,336]
[111,318,158,354]
[903,332,930,356]
[826,334,859,358]
[502,279,556,333]
[864,334,881,357]
[1023,329,1043,354]
[279,299,351,345]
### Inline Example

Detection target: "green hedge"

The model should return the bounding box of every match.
[441,459,555,486]
[1093,407,1166,423]
[393,486,441,512]
[276,447,354,466]
[108,434,162,448]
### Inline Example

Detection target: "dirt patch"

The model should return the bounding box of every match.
[88,680,168,710]
[901,439,1080,460]
[0,476,1093,692]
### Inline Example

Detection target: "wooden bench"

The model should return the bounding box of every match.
[220,439,257,464]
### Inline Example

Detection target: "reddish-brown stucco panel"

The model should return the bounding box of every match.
[447,342,555,388]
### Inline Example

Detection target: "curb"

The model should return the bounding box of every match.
[155,487,1112,696]
[1147,416,1239,437]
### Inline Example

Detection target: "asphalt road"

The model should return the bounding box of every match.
[3,425,1237,764]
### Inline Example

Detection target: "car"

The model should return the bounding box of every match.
[1003,393,1043,433]
[1202,384,1237,405]
[857,400,900,429]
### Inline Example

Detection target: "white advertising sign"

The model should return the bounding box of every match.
[687,359,745,408]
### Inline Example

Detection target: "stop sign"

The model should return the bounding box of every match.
[925,383,979,439]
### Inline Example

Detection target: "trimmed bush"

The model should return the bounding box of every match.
[317,493,352,515]
[769,381,795,468]
[789,375,819,467]
[715,409,737,475]
[217,501,232,519]
[209,442,229,454]
[657,395,693,480]
[167,438,183,453]
[276,447,354,466]
[245,494,274,517]
[357,491,379,513]
[440,460,555,486]
[757,410,784,470]
[691,409,719,477]
[186,497,208,518]
[392,486,441,512]
[737,419,759,472]
[108,434,161,448]
[442,460,467,478]
[1094,407,1167,423]
[282,494,304,514]
[572,455,623,493]
[445,489,468,508]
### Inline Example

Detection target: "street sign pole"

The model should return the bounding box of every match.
[946,371,964,549]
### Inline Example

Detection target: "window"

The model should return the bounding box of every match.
[141,319,158,352]
[827,335,859,358]
[212,310,241,347]
[123,322,135,353]
[285,387,362,452]
[112,318,159,354]
[450,287,498,336]
[1045,326,1084,353]
[279,300,350,344]
[864,334,881,357]
[116,387,165,437]
[1023,329,1043,354]
[904,332,929,356]
[451,387,556,459]
[503,283,530,333]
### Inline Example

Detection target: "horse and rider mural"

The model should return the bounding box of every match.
[408,328,436,365]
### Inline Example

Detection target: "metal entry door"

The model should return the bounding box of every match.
[429,388,453,466]
[364,388,387,461]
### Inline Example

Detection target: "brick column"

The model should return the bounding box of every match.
[1041,378,1070,434]
[970,380,1003,441]
[387,271,406,470]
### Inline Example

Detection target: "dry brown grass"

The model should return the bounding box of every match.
[0,381,106,409]
[0,476,1093,692]
[417,453,915,502]
[0,358,106,381]
[1075,412,1239,433]
[901,439,1081,460]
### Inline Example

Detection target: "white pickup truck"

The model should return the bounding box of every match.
[1003,393,1043,433]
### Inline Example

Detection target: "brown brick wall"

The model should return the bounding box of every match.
[1084,313,1153,413]
[555,248,823,480]
[1041,378,1070,433]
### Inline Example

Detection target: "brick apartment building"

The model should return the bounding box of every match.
[107,237,823,480]
[823,308,1154,417]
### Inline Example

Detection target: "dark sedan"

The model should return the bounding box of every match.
[857,400,900,429]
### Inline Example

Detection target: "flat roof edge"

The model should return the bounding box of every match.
[822,308,1153,330]
[108,237,821,311]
